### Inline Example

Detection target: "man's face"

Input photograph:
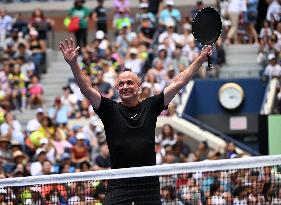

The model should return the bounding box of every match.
[116,71,140,101]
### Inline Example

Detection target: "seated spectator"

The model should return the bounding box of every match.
[153,45,172,70]
[27,75,43,108]
[113,8,132,33]
[156,124,177,147]
[48,96,70,126]
[263,53,281,81]
[77,160,92,172]
[38,116,55,139]
[61,85,78,118]
[93,70,115,99]
[0,137,13,165]
[158,18,181,55]
[93,142,110,171]
[8,63,26,110]
[0,9,13,48]
[113,0,130,20]
[124,47,144,75]
[0,111,25,146]
[115,22,137,57]
[136,2,156,26]
[52,128,72,161]
[12,12,29,37]
[58,152,76,174]
[41,159,53,175]
[159,0,181,29]
[71,132,90,165]
[26,107,44,134]
[194,141,210,161]
[76,98,90,118]
[39,138,56,164]
[30,148,48,176]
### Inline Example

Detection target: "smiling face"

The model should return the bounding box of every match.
[116,71,140,103]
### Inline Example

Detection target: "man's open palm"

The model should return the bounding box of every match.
[59,38,79,65]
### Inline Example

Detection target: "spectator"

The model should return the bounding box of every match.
[93,142,110,171]
[113,8,132,33]
[30,148,47,176]
[26,107,44,134]
[38,116,55,139]
[52,128,72,161]
[93,70,115,99]
[0,111,25,146]
[266,0,281,26]
[68,0,91,48]
[8,63,26,111]
[124,47,144,75]
[263,53,281,81]
[29,8,54,41]
[159,0,181,29]
[61,85,78,118]
[245,0,259,44]
[71,132,90,165]
[225,0,247,44]
[113,0,130,19]
[48,96,70,126]
[158,18,181,55]
[0,9,12,48]
[27,75,43,108]
[136,2,156,26]
[27,29,46,78]
[12,12,29,37]
[91,0,108,34]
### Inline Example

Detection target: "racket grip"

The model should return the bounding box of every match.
[207,54,212,70]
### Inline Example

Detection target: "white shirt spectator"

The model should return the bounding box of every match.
[0,12,12,47]
[158,32,181,54]
[26,118,41,134]
[264,64,281,79]
[266,0,281,22]
[0,120,25,145]
[30,161,42,176]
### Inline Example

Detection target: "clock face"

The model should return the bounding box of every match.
[218,83,244,110]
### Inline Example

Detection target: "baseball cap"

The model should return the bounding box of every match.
[39,138,48,145]
[158,44,167,52]
[129,47,138,54]
[166,0,174,6]
[268,53,276,60]
[76,132,86,140]
[96,30,105,39]
[139,2,149,8]
[36,107,44,114]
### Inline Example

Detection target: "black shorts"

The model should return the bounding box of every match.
[104,176,162,205]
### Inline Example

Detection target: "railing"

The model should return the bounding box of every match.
[182,113,261,156]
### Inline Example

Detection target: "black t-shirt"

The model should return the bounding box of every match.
[94,92,167,169]
[140,26,156,40]
[94,6,107,32]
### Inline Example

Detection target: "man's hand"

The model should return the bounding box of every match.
[59,38,80,65]
[199,45,213,62]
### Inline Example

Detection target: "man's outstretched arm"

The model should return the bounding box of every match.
[163,46,212,107]
[60,38,101,110]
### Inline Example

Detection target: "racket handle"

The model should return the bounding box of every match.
[207,54,212,70]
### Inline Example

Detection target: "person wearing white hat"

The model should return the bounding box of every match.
[26,107,45,134]
[60,38,212,204]
[71,132,90,164]
[159,0,181,27]
[124,47,144,75]
[136,2,156,26]
[263,53,281,80]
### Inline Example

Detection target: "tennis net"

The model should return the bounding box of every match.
[0,155,281,205]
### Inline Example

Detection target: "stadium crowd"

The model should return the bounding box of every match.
[0,0,280,204]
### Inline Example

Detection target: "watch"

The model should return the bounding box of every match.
[218,83,244,110]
